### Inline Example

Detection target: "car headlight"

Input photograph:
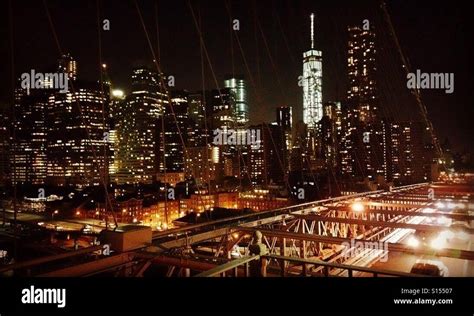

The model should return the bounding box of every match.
[407,236,420,248]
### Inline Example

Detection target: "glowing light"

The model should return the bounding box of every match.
[351,202,365,212]
[435,202,445,209]
[457,203,466,209]
[102,63,107,69]
[75,211,80,216]
[212,146,219,164]
[112,89,124,98]
[422,208,434,213]
[54,210,59,214]
[440,230,454,240]
[447,203,456,209]
[437,216,450,225]
[430,237,444,250]
[407,236,419,248]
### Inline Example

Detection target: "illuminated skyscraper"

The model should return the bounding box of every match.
[109,89,126,178]
[276,106,293,173]
[159,90,189,173]
[0,110,10,187]
[115,67,168,184]
[276,106,292,133]
[11,88,48,185]
[224,76,248,126]
[187,92,207,147]
[341,25,380,181]
[302,13,323,130]
[207,88,235,131]
[46,81,109,187]
[347,26,377,123]
[321,101,342,168]
[248,123,285,186]
[58,53,77,81]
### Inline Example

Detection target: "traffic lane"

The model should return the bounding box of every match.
[370,231,474,276]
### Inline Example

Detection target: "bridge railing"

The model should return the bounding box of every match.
[192,253,426,277]
[264,254,427,277]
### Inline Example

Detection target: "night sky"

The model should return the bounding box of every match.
[0,0,472,154]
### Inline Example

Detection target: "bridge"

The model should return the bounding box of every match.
[1,181,473,277]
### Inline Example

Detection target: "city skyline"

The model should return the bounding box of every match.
[1,3,474,309]
[0,0,472,155]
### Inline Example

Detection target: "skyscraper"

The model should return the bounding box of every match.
[341,25,381,182]
[11,88,48,185]
[302,13,323,130]
[390,121,432,184]
[207,88,235,131]
[276,106,293,173]
[347,26,377,123]
[320,101,343,168]
[159,90,189,174]
[109,89,126,178]
[0,110,9,187]
[187,92,207,148]
[58,53,77,81]
[249,123,285,186]
[224,76,249,126]
[276,106,293,133]
[115,67,168,184]
[46,81,109,187]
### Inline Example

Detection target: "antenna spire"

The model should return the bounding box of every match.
[310,13,314,49]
